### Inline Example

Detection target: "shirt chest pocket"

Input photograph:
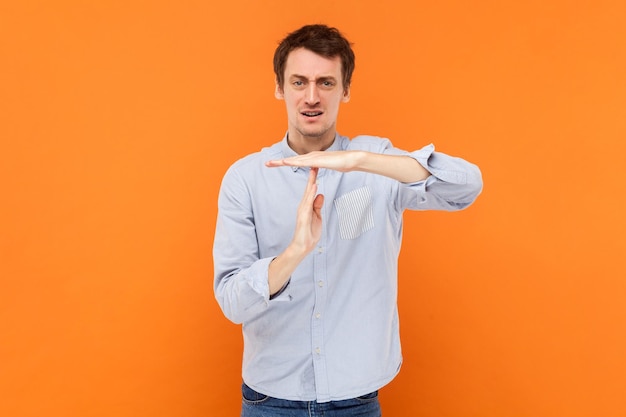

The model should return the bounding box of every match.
[333,186,374,240]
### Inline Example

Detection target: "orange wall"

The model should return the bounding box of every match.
[2,1,625,416]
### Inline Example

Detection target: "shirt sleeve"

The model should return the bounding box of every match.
[212,166,275,324]
[396,143,483,211]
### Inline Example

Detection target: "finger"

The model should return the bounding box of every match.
[268,155,317,168]
[305,168,318,200]
[309,167,319,190]
[298,168,318,209]
[313,194,324,214]
[265,159,286,167]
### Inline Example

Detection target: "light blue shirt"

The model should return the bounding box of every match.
[213,134,482,402]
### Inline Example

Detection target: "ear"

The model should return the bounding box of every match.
[275,80,284,100]
[342,86,351,103]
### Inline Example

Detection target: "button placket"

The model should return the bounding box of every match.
[310,174,329,398]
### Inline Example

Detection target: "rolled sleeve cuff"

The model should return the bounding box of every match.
[412,143,468,185]
[244,256,274,304]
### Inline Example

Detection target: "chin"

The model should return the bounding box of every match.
[297,128,326,139]
[300,123,335,138]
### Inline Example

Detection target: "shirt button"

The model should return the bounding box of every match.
[315,313,321,319]
[315,347,321,354]
[317,246,324,253]
[318,280,324,287]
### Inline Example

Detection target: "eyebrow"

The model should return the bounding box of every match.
[290,74,338,83]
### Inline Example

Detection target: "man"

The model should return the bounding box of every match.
[213,24,482,417]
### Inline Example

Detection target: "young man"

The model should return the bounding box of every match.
[213,24,483,416]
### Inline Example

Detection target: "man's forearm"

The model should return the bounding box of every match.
[268,244,309,296]
[355,152,431,183]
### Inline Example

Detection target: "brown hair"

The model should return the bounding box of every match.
[273,24,355,92]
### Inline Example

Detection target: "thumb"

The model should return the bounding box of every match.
[313,194,324,213]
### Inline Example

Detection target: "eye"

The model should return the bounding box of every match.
[320,80,335,88]
[293,80,305,87]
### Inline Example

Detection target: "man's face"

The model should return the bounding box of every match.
[275,48,350,148]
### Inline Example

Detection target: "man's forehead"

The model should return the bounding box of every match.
[284,48,342,77]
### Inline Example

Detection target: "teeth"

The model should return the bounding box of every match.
[303,112,322,116]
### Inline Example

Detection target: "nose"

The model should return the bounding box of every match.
[305,83,320,105]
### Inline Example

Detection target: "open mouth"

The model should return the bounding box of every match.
[301,111,323,118]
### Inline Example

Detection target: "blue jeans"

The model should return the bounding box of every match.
[241,383,382,417]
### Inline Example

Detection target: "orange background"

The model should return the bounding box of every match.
[2,1,625,416]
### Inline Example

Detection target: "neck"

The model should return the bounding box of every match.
[287,129,336,154]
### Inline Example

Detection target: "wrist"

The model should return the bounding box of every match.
[285,240,312,261]
[350,150,368,171]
